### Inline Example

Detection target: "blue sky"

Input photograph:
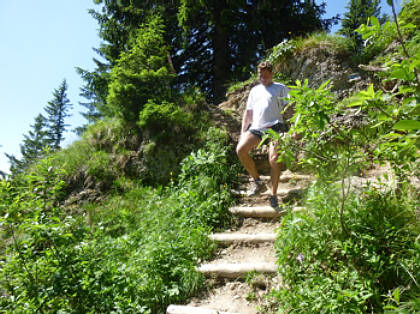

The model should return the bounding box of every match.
[0,0,401,174]
[0,1,100,174]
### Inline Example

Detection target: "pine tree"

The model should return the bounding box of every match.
[78,0,336,116]
[5,81,72,175]
[106,15,175,123]
[5,114,49,174]
[339,0,382,49]
[21,114,49,162]
[0,144,8,177]
[44,79,72,150]
[178,0,334,102]
[73,68,103,136]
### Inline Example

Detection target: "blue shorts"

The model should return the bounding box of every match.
[248,122,289,140]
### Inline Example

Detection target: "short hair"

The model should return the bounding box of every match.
[257,61,273,73]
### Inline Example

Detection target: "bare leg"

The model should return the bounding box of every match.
[269,140,281,195]
[236,131,261,179]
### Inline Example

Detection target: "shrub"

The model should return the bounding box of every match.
[82,118,140,152]
[268,33,353,66]
[138,100,195,136]
[105,15,175,123]
[272,183,420,313]
[0,127,238,313]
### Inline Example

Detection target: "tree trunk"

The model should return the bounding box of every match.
[212,0,230,104]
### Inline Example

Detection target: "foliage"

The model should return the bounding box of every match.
[398,0,420,32]
[272,184,420,313]
[357,15,399,62]
[268,34,354,67]
[79,0,336,118]
[42,89,208,190]
[266,2,420,311]
[179,87,207,112]
[227,76,257,94]
[73,67,105,135]
[106,15,175,123]
[5,114,49,175]
[82,118,139,152]
[355,12,419,178]
[44,79,73,150]
[38,119,135,195]
[0,127,238,313]
[5,80,72,176]
[269,3,419,203]
[138,100,194,136]
[339,0,383,51]
[177,0,335,102]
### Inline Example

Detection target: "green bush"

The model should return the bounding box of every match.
[272,183,420,313]
[268,33,353,66]
[136,99,209,185]
[85,150,116,187]
[138,100,195,135]
[105,15,175,123]
[0,127,238,313]
[82,118,139,152]
[267,8,420,310]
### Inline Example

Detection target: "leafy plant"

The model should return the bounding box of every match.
[267,2,420,311]
[138,100,195,136]
[0,126,238,313]
[272,184,419,313]
[106,15,175,123]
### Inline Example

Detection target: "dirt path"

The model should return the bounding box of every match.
[166,153,397,314]
[167,169,314,314]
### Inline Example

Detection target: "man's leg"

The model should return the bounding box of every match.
[236,131,261,179]
[268,140,281,196]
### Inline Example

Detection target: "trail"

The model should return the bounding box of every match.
[167,162,314,314]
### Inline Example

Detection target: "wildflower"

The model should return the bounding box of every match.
[297,253,304,263]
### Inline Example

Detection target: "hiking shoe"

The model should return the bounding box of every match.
[269,195,279,209]
[247,179,264,196]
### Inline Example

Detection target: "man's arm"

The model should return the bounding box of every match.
[241,109,252,134]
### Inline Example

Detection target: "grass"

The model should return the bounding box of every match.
[227,75,257,94]
[0,127,239,313]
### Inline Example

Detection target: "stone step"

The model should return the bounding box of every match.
[209,233,276,244]
[229,205,303,218]
[167,305,240,314]
[198,262,277,278]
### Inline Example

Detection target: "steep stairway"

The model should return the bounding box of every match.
[167,170,313,314]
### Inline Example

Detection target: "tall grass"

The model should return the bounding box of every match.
[0,127,239,313]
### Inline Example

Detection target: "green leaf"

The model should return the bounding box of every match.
[370,16,380,28]
[386,0,393,7]
[393,120,420,131]
[394,287,400,304]
[390,67,413,81]
[382,132,402,139]
[371,121,386,128]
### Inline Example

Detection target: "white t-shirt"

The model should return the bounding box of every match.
[246,82,289,131]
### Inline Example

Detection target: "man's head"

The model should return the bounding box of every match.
[257,61,273,86]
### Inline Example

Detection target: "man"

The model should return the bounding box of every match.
[236,61,289,208]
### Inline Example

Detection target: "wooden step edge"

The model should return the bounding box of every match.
[209,233,276,243]
[228,206,304,218]
[237,187,304,197]
[167,305,240,314]
[260,174,314,182]
[197,262,277,278]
